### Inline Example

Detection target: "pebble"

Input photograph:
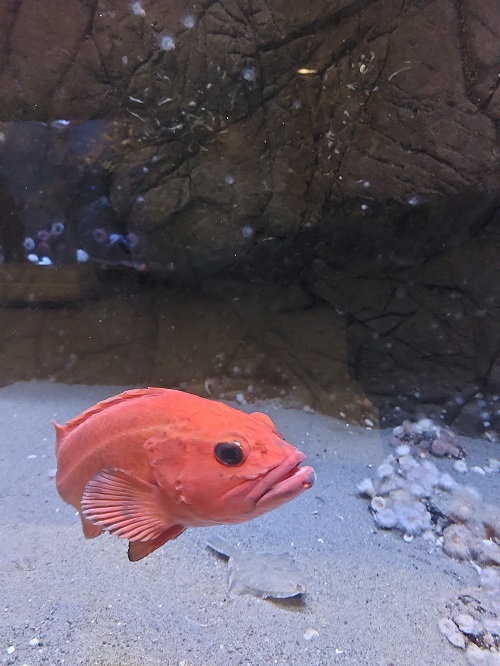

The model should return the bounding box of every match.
[6,645,15,654]
[438,617,466,649]
[454,460,468,473]
[471,466,486,475]
[28,638,40,647]
[234,393,246,405]
[455,613,482,635]
[303,627,319,640]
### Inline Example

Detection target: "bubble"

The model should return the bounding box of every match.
[292,99,302,110]
[130,1,146,16]
[224,175,234,185]
[242,66,257,82]
[361,204,368,210]
[51,119,70,128]
[159,34,175,51]
[76,248,89,263]
[241,225,254,238]
[23,237,35,251]
[122,55,129,65]
[109,233,122,245]
[182,15,196,28]
[408,195,419,206]
[92,228,108,244]
[27,253,39,263]
[51,221,65,235]
[135,195,145,204]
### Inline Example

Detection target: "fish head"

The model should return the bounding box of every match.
[145,408,316,526]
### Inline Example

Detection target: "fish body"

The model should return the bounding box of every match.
[207,534,306,599]
[54,388,315,561]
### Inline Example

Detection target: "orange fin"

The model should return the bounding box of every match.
[128,525,186,562]
[81,469,171,542]
[79,512,103,539]
[53,421,66,453]
[250,411,278,433]
[58,388,168,435]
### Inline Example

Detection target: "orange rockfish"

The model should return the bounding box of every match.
[54,388,315,561]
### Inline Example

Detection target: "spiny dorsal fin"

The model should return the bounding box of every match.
[55,387,168,436]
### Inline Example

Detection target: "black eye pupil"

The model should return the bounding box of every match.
[214,441,244,466]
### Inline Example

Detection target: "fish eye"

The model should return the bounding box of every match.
[214,441,244,466]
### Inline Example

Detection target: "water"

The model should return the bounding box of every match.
[0,3,499,665]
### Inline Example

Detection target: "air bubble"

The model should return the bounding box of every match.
[242,66,257,82]
[51,221,65,235]
[182,15,196,28]
[130,1,146,16]
[159,34,175,51]
[76,249,89,263]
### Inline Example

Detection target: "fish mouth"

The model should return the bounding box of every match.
[249,450,316,510]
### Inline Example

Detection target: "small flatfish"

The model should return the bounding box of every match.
[206,534,306,599]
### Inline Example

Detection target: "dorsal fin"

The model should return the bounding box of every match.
[53,420,67,453]
[54,387,168,438]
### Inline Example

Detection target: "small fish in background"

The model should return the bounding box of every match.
[54,388,315,562]
[207,534,307,599]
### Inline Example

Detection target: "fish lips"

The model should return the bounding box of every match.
[250,450,316,511]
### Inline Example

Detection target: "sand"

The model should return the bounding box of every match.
[1,381,498,666]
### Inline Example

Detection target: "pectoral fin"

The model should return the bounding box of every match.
[128,524,186,562]
[81,469,172,543]
[79,512,103,539]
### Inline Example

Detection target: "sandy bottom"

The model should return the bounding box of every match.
[1,382,498,666]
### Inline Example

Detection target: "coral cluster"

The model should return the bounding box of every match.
[357,436,500,663]
[438,577,500,665]
[391,418,466,458]
[357,443,500,552]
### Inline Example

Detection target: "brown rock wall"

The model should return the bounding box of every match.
[0,0,499,434]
